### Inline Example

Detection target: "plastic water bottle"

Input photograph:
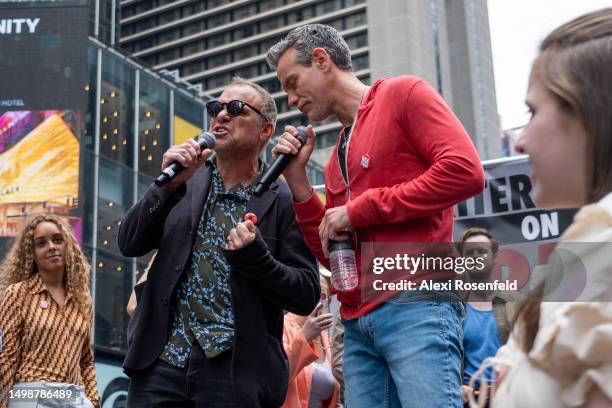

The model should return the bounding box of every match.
[329,237,358,291]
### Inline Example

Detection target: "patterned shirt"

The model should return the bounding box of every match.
[160,160,260,367]
[0,274,99,407]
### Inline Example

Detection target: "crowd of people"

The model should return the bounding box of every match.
[1,8,611,408]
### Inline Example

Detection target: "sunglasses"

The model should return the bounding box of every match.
[206,99,269,122]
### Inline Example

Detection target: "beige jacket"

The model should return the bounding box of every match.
[486,193,612,407]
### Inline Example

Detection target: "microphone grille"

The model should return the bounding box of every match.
[198,132,216,148]
[296,126,307,144]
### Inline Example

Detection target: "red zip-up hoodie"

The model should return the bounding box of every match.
[294,76,485,320]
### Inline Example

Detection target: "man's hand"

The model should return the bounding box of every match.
[319,205,353,258]
[226,220,256,250]
[161,139,212,191]
[301,303,334,342]
[271,125,316,202]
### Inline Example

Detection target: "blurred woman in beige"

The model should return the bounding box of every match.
[469,8,612,408]
[0,214,99,407]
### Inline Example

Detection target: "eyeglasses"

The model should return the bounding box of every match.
[206,99,269,122]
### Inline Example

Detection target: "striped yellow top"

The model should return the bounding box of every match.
[0,274,99,407]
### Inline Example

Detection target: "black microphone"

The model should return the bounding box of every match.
[155,132,216,187]
[254,126,307,197]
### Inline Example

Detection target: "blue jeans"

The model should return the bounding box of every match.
[343,291,464,408]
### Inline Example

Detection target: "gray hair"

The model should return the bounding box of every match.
[229,76,277,125]
[266,24,352,71]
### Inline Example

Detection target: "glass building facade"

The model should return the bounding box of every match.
[81,40,210,406]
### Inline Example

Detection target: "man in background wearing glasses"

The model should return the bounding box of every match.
[118,77,319,408]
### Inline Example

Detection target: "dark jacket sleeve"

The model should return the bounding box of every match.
[223,195,320,316]
[117,183,186,257]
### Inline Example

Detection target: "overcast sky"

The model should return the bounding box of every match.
[487,0,611,130]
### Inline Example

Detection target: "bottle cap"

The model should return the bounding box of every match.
[329,238,353,251]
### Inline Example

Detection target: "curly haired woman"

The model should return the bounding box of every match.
[0,214,99,408]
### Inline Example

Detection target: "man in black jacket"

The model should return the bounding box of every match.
[118,77,319,408]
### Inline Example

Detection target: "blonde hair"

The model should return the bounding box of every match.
[0,214,93,318]
[532,7,612,202]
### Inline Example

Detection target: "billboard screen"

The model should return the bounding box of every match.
[0,0,90,112]
[0,0,89,253]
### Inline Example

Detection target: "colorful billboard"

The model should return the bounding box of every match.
[0,110,82,242]
[0,0,89,253]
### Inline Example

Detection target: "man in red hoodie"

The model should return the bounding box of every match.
[267,24,485,408]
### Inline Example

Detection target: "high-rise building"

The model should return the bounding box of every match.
[119,0,501,162]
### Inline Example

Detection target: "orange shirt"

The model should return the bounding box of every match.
[282,313,339,408]
[0,274,99,407]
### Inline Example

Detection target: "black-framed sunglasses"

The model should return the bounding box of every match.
[206,99,269,122]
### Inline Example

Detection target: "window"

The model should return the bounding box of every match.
[233,65,258,79]
[183,41,205,55]
[345,11,367,27]
[261,15,283,31]
[260,36,283,51]
[159,48,180,63]
[182,60,206,76]
[138,73,170,178]
[288,6,314,24]
[327,18,344,31]
[352,54,369,71]
[159,9,180,24]
[100,53,135,167]
[260,0,284,11]
[209,13,229,27]
[159,28,180,43]
[315,130,339,149]
[136,37,155,51]
[208,73,232,90]
[209,32,229,48]
[346,33,368,49]
[138,17,157,31]
[260,78,281,93]
[209,0,227,8]
[121,25,134,37]
[209,53,230,69]
[316,1,339,14]
[234,24,256,41]
[278,98,290,113]
[183,21,206,35]
[233,4,257,20]
[181,4,196,17]
[235,44,258,59]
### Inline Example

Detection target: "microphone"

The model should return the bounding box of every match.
[155,132,216,187]
[254,126,307,197]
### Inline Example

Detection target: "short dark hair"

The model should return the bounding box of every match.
[457,227,498,255]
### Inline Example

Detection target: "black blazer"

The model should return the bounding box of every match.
[118,162,320,407]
